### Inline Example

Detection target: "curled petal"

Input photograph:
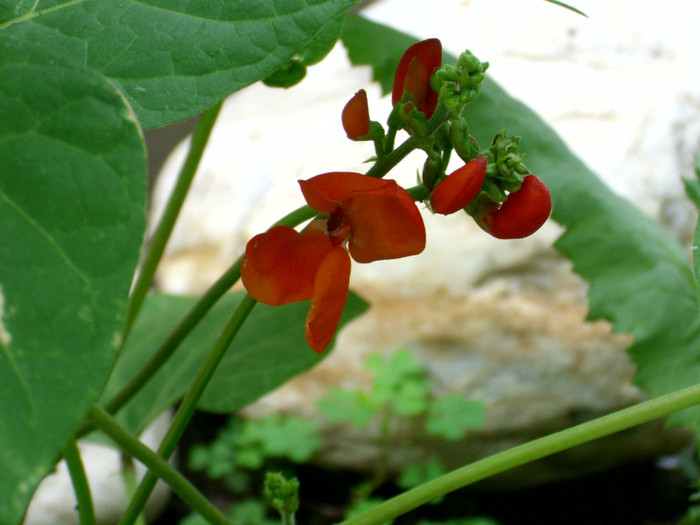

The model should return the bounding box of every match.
[241,223,333,306]
[392,38,442,119]
[478,175,552,239]
[342,89,370,139]
[305,247,351,353]
[430,157,487,215]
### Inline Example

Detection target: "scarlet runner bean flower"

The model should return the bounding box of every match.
[476,174,552,239]
[242,172,426,353]
[342,89,370,140]
[392,38,442,119]
[430,157,487,215]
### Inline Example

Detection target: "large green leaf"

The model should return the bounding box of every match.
[0,36,146,523]
[341,15,700,430]
[1,0,359,129]
[101,292,369,433]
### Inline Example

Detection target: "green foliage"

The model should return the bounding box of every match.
[188,414,321,480]
[234,416,321,469]
[264,472,300,523]
[101,292,368,434]
[318,349,485,441]
[180,499,279,525]
[341,13,700,438]
[426,396,487,441]
[542,0,587,16]
[417,518,499,525]
[317,387,377,428]
[366,351,431,417]
[2,0,359,129]
[0,37,147,523]
[397,459,447,504]
[345,498,394,525]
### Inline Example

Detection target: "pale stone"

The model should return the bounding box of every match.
[149,0,700,484]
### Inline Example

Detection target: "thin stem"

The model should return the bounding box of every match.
[123,101,224,341]
[90,204,316,432]
[87,405,232,525]
[63,439,96,525]
[339,382,700,525]
[120,454,147,525]
[118,294,258,525]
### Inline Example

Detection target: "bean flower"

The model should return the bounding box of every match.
[242,172,426,353]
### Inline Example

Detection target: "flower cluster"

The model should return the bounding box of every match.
[242,38,552,353]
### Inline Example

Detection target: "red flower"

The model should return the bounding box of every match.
[342,89,370,140]
[242,172,426,353]
[476,175,552,239]
[430,157,487,215]
[392,38,442,119]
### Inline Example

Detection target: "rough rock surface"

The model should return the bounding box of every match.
[149,0,700,485]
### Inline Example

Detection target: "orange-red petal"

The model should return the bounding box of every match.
[345,183,426,263]
[298,172,426,263]
[430,157,487,215]
[305,246,351,353]
[299,172,390,214]
[342,89,370,139]
[391,38,442,119]
[241,223,333,306]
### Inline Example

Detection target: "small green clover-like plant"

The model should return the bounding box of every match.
[233,415,321,470]
[366,350,432,417]
[317,349,433,425]
[180,499,280,525]
[188,415,321,479]
[397,459,447,505]
[317,387,378,428]
[426,395,487,441]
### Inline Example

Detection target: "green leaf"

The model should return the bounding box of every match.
[397,459,446,504]
[0,37,146,523]
[1,0,359,129]
[235,416,321,465]
[342,15,700,434]
[317,387,378,427]
[425,396,486,441]
[542,0,587,17]
[102,292,369,433]
[367,349,430,417]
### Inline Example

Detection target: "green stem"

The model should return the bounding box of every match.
[91,205,316,431]
[87,405,232,525]
[339,382,700,525]
[123,101,224,341]
[118,294,257,525]
[120,454,147,525]
[63,439,96,525]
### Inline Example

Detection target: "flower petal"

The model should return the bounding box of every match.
[391,38,442,119]
[430,157,487,215]
[299,172,394,215]
[305,247,351,353]
[342,89,370,140]
[346,180,426,263]
[241,223,332,306]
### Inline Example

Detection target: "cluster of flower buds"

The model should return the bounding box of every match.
[243,38,552,353]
